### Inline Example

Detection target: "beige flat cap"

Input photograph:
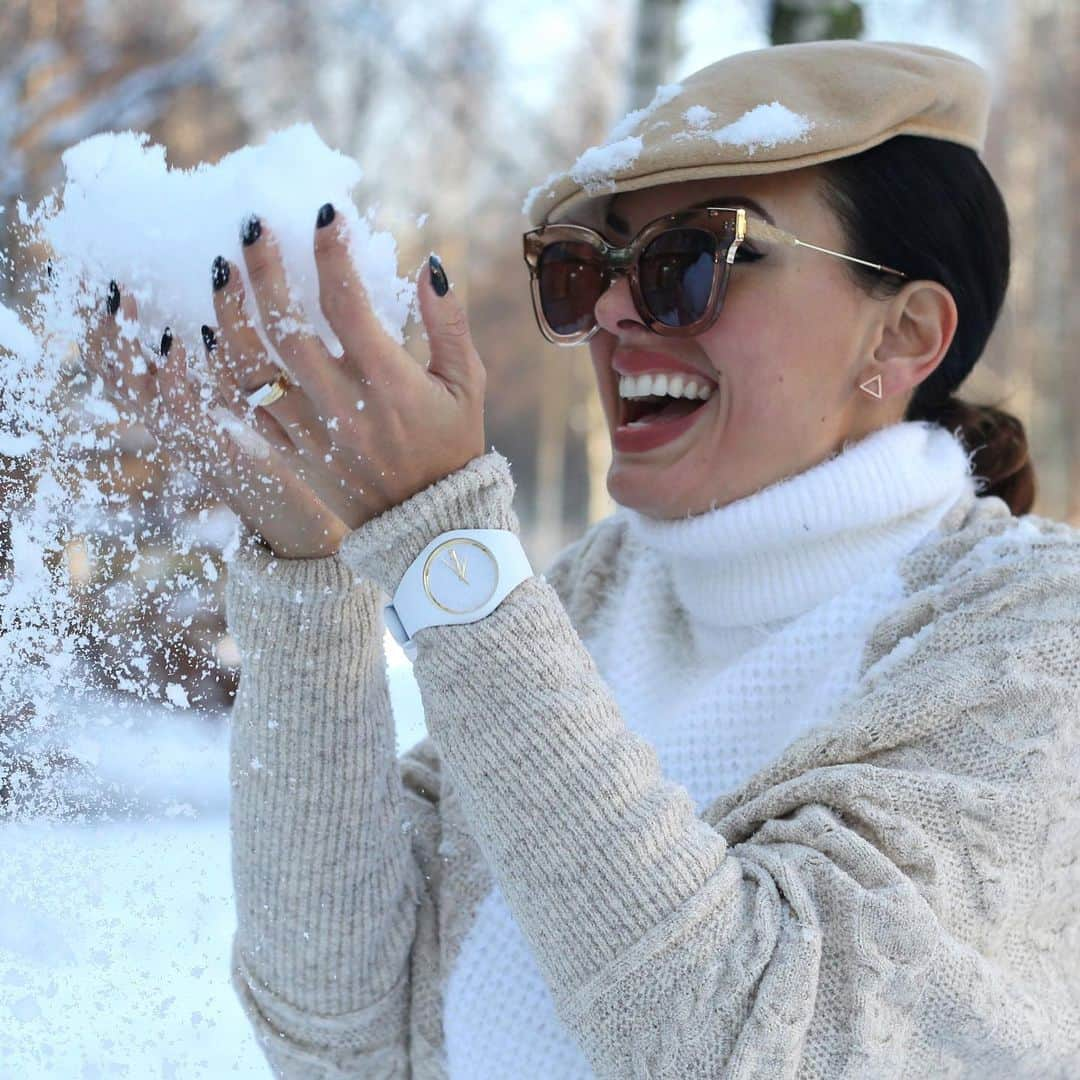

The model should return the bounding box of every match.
[524,40,991,226]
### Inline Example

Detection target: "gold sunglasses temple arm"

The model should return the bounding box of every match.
[745,218,908,278]
[794,240,909,278]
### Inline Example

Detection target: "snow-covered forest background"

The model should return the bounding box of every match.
[0,0,1075,1074]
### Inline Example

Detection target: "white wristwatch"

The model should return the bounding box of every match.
[384,529,533,660]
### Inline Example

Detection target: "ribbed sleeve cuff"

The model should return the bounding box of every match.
[338,450,520,594]
[226,539,356,598]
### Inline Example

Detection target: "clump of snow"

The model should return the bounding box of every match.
[673,101,815,156]
[570,136,645,196]
[524,83,684,209]
[605,82,683,143]
[521,168,564,218]
[683,105,717,129]
[0,301,38,358]
[26,123,417,359]
[164,683,189,709]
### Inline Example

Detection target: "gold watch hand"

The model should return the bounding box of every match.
[442,549,469,584]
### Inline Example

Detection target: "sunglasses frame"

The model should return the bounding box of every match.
[522,206,908,347]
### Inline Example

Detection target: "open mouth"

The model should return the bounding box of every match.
[616,372,717,427]
[620,395,708,426]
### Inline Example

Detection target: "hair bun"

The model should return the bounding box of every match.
[912,396,1036,515]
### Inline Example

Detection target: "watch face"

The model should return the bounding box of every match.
[422,538,500,615]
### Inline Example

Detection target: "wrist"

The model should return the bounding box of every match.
[383,527,532,659]
[338,450,518,594]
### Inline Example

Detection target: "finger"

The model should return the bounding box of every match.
[86,283,164,428]
[159,335,276,478]
[80,280,128,381]
[154,336,204,449]
[201,321,365,523]
[210,252,280,410]
[237,217,349,413]
[209,259,335,456]
[312,202,396,371]
[418,253,485,400]
[202,316,330,464]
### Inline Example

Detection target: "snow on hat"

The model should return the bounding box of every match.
[523,40,992,226]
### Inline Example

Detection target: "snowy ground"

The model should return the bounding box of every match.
[0,633,426,1078]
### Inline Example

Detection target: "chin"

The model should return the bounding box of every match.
[606,461,691,519]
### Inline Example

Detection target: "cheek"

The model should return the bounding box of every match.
[700,266,859,403]
[588,336,617,419]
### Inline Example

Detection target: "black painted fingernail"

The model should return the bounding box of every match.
[316,202,335,228]
[160,327,173,357]
[212,256,230,291]
[429,254,449,297]
[201,324,217,351]
[106,280,120,316]
[241,214,261,246]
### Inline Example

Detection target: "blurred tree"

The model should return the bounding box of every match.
[769,0,864,44]
[989,0,1078,524]
[628,0,685,109]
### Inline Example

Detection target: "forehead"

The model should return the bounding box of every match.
[553,169,820,237]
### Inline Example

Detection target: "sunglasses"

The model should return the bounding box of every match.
[522,206,908,346]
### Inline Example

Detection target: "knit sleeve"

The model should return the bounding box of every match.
[340,453,1080,1078]
[225,539,445,1078]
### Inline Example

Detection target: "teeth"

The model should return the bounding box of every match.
[618,373,715,400]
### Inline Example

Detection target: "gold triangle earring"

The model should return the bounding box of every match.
[859,373,883,399]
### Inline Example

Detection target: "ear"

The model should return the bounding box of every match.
[872,280,959,392]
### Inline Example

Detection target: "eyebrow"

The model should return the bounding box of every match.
[605,195,776,236]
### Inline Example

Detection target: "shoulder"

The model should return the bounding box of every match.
[709,496,1080,828]
[861,493,1080,678]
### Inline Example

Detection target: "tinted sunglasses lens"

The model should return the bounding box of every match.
[537,241,607,336]
[640,229,717,327]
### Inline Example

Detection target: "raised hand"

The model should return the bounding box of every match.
[80,282,349,559]
[206,204,486,532]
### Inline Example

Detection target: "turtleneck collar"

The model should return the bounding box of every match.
[619,421,979,644]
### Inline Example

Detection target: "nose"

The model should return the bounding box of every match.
[593,269,647,337]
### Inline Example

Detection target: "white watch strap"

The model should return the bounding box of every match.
[385,529,532,660]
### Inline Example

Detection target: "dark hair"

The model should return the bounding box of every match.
[817,135,1035,516]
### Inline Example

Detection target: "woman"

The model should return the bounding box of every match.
[85,40,1079,1079]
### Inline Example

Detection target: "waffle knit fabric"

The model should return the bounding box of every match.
[226,420,1080,1079]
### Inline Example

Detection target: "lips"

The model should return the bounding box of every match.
[611,348,718,385]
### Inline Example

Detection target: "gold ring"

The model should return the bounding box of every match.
[246,375,288,409]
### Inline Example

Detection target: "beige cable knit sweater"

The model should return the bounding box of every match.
[226,450,1080,1079]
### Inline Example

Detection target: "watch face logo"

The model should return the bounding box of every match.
[422,537,499,615]
[442,548,469,584]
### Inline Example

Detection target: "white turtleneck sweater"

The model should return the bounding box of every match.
[442,419,981,1078]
